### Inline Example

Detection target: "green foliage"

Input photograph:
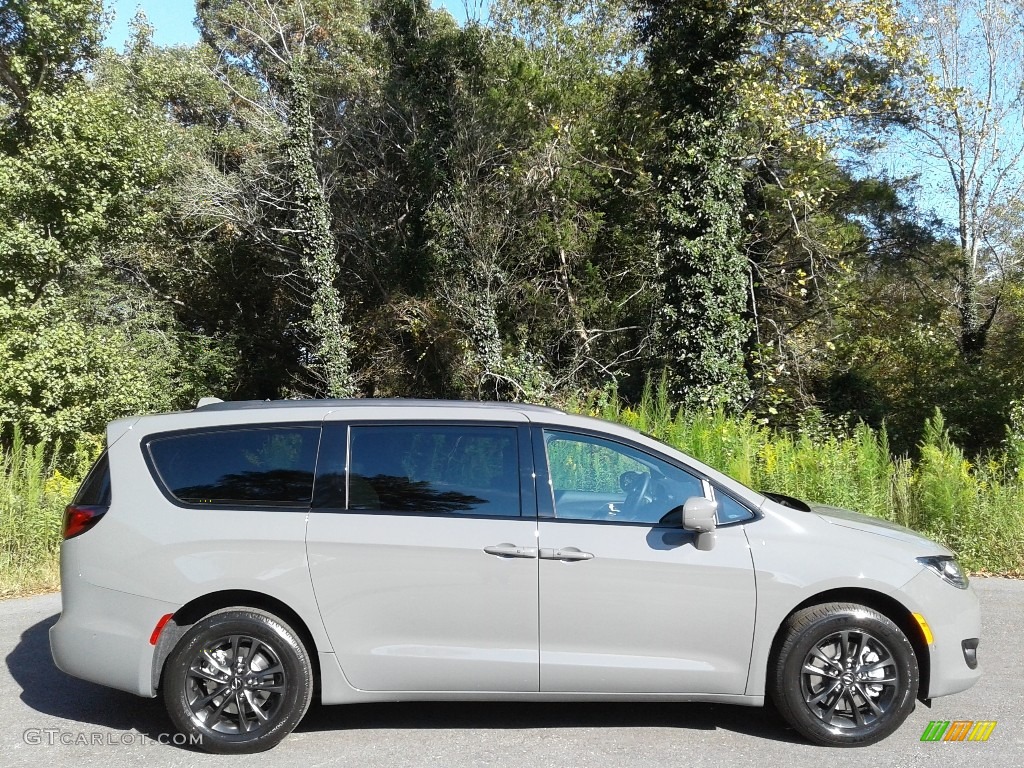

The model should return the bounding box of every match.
[904,0,1024,357]
[0,80,167,301]
[181,0,372,396]
[197,0,368,88]
[815,281,1023,456]
[916,410,973,528]
[740,0,916,147]
[1006,401,1024,479]
[0,0,105,111]
[285,63,355,397]
[0,426,77,596]
[0,15,229,445]
[0,297,219,446]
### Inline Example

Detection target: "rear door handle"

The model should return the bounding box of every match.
[539,547,594,561]
[484,543,538,559]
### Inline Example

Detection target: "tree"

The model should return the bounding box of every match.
[340,0,653,400]
[193,0,369,397]
[896,0,1024,357]
[729,1,920,415]
[637,0,754,409]
[0,5,225,444]
[486,0,656,395]
[0,0,104,117]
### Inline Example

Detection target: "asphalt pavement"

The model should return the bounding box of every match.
[2,578,1021,768]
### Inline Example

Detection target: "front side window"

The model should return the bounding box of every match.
[543,429,705,524]
[147,427,320,506]
[344,425,521,517]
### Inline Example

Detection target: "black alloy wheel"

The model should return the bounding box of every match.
[162,609,313,754]
[771,602,919,746]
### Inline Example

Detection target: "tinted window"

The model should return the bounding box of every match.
[346,425,520,516]
[312,425,348,509]
[544,430,705,524]
[74,452,111,506]
[147,427,320,506]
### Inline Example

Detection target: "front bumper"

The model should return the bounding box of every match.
[901,568,982,698]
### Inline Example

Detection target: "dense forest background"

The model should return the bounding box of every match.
[3,0,1024,460]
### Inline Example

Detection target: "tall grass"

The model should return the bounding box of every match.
[0,428,76,597]
[584,386,1024,576]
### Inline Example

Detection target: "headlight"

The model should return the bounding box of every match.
[917,555,969,589]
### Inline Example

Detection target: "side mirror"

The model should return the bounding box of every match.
[682,496,718,551]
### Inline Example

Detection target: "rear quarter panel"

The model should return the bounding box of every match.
[78,412,332,651]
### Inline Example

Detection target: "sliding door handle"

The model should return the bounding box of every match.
[539,547,594,561]
[484,543,538,559]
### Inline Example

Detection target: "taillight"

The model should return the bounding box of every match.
[62,505,108,539]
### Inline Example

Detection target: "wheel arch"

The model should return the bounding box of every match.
[767,587,931,701]
[152,589,323,698]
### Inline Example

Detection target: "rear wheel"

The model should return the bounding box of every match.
[771,602,919,747]
[162,609,313,754]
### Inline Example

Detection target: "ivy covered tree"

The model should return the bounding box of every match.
[637,0,754,409]
[194,0,369,397]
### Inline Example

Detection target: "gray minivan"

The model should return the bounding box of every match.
[50,399,981,753]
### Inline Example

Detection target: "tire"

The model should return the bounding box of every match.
[770,602,919,747]
[161,609,313,754]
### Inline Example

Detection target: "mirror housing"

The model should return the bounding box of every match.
[682,497,718,551]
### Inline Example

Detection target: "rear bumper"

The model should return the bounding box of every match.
[901,569,982,699]
[50,574,177,698]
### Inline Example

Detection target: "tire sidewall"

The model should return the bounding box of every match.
[162,610,312,754]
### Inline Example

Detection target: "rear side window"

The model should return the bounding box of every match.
[146,427,320,507]
[338,424,520,516]
[74,452,111,506]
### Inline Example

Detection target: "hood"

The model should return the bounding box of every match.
[810,503,950,552]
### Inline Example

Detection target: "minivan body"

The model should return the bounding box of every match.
[50,399,981,753]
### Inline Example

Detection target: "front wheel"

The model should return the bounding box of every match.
[162,609,313,754]
[770,602,919,747]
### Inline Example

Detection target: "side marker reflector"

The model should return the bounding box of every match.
[913,612,935,645]
[149,613,174,645]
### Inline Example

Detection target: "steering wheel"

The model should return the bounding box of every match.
[619,470,652,517]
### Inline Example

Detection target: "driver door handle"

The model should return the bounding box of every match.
[483,543,538,559]
[539,547,594,562]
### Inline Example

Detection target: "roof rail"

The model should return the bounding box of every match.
[188,397,565,414]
